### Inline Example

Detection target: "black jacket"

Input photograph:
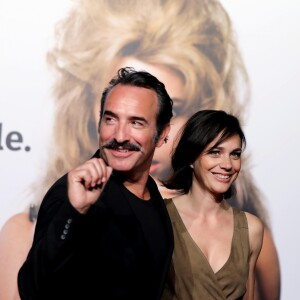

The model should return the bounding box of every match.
[18,153,173,300]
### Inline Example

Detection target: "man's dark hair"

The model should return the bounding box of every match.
[99,67,173,140]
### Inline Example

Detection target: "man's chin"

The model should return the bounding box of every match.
[110,165,131,172]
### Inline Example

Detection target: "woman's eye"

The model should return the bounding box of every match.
[231,152,241,159]
[209,150,220,156]
[172,98,186,117]
[173,106,183,118]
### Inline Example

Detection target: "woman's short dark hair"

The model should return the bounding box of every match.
[163,109,246,198]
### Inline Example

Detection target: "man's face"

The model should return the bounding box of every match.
[97,58,187,182]
[99,84,168,178]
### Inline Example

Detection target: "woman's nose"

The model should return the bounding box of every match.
[219,156,232,170]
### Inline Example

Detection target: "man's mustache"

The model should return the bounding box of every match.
[102,139,141,151]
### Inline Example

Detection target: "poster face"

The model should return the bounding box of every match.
[1,0,300,298]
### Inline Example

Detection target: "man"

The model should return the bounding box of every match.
[17,67,174,300]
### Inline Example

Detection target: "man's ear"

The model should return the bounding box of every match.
[156,124,171,148]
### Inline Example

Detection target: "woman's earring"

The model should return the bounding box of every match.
[164,136,169,143]
[190,164,194,169]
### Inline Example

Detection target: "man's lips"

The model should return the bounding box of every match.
[108,148,135,158]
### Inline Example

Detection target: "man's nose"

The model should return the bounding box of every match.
[114,122,130,142]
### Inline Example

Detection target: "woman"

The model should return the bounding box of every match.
[162,110,264,299]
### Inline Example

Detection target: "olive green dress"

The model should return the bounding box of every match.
[162,199,250,300]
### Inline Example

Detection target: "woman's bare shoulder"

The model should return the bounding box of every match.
[244,211,264,254]
[244,211,264,231]
[0,212,35,242]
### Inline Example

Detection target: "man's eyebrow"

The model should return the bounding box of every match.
[103,110,117,117]
[103,110,148,123]
[129,116,148,124]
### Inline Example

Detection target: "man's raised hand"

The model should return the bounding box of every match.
[67,158,113,214]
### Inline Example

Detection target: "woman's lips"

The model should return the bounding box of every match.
[150,162,159,174]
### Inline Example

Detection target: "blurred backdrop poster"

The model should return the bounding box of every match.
[0,0,300,299]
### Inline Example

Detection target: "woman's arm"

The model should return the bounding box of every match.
[254,227,281,300]
[244,213,264,300]
[0,213,35,300]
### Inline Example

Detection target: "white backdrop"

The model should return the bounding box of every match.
[1,1,299,298]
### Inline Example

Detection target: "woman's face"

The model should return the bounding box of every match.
[94,57,188,182]
[193,134,242,197]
